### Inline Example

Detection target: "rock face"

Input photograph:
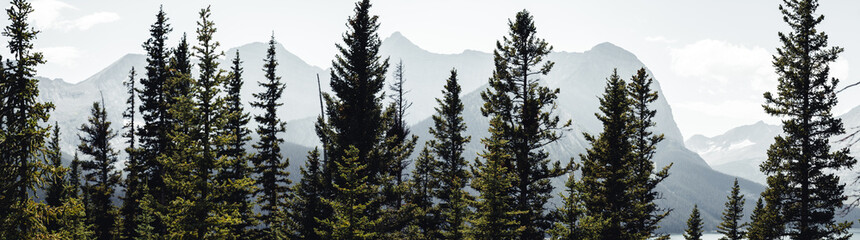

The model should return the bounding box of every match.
[39,32,765,233]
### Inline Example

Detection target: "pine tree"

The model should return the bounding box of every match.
[626,68,672,239]
[379,59,417,237]
[549,165,604,240]
[46,123,65,208]
[251,35,291,238]
[717,179,747,240]
[192,6,229,237]
[386,61,414,185]
[54,196,94,239]
[319,146,382,240]
[0,0,54,237]
[120,67,142,240]
[576,69,634,239]
[429,69,471,239]
[217,49,256,238]
[43,123,67,234]
[160,34,200,238]
[469,118,524,240]
[747,176,786,240]
[761,0,855,239]
[318,0,390,194]
[289,148,325,240]
[405,146,440,239]
[133,187,159,240]
[138,7,172,225]
[684,205,703,240]
[479,9,569,239]
[69,152,82,199]
[78,102,120,240]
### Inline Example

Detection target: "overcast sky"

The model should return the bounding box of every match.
[6,0,860,139]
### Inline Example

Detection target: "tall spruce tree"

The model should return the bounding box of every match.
[429,69,471,239]
[549,164,604,240]
[289,148,325,240]
[319,146,382,240]
[138,6,172,221]
[45,123,66,233]
[0,0,54,237]
[192,6,230,237]
[576,69,634,239]
[406,146,440,239]
[252,35,291,238]
[717,179,747,240]
[217,49,255,238]
[626,68,671,239]
[761,0,855,239]
[747,175,786,240]
[469,118,523,240]
[317,0,390,195]
[120,67,142,240]
[78,101,120,240]
[69,152,82,199]
[684,205,703,240]
[46,123,65,208]
[160,48,200,239]
[479,9,569,239]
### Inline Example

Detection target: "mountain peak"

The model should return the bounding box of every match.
[588,42,636,59]
[382,31,421,51]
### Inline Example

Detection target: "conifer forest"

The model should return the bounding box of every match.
[3,0,860,239]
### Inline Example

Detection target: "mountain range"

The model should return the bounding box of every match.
[38,31,771,233]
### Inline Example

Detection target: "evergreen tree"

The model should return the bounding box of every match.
[133,187,159,240]
[160,34,200,238]
[717,179,747,240]
[429,69,471,239]
[479,9,569,239]
[626,68,672,239]
[69,152,82,199]
[379,62,418,238]
[576,69,634,239]
[684,205,703,240]
[747,176,786,240]
[251,35,291,238]
[120,67,143,240]
[46,123,65,208]
[0,0,54,237]
[319,146,382,240]
[217,49,256,238]
[318,0,390,194]
[137,6,172,224]
[405,146,440,239]
[78,102,120,240]
[192,6,231,237]
[469,118,523,240]
[289,148,325,240]
[45,123,67,234]
[549,165,604,240]
[761,0,855,239]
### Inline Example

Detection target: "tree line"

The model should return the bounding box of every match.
[0,0,853,239]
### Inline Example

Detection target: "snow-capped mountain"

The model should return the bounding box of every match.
[685,105,860,187]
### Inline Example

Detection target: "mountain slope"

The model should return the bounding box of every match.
[38,32,764,233]
[403,40,762,233]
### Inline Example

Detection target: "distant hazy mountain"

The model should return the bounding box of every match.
[685,121,782,184]
[38,32,764,233]
[686,106,860,186]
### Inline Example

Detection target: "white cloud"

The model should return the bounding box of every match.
[38,46,81,68]
[645,35,676,44]
[30,0,76,29]
[71,12,119,30]
[670,39,775,92]
[29,0,118,31]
